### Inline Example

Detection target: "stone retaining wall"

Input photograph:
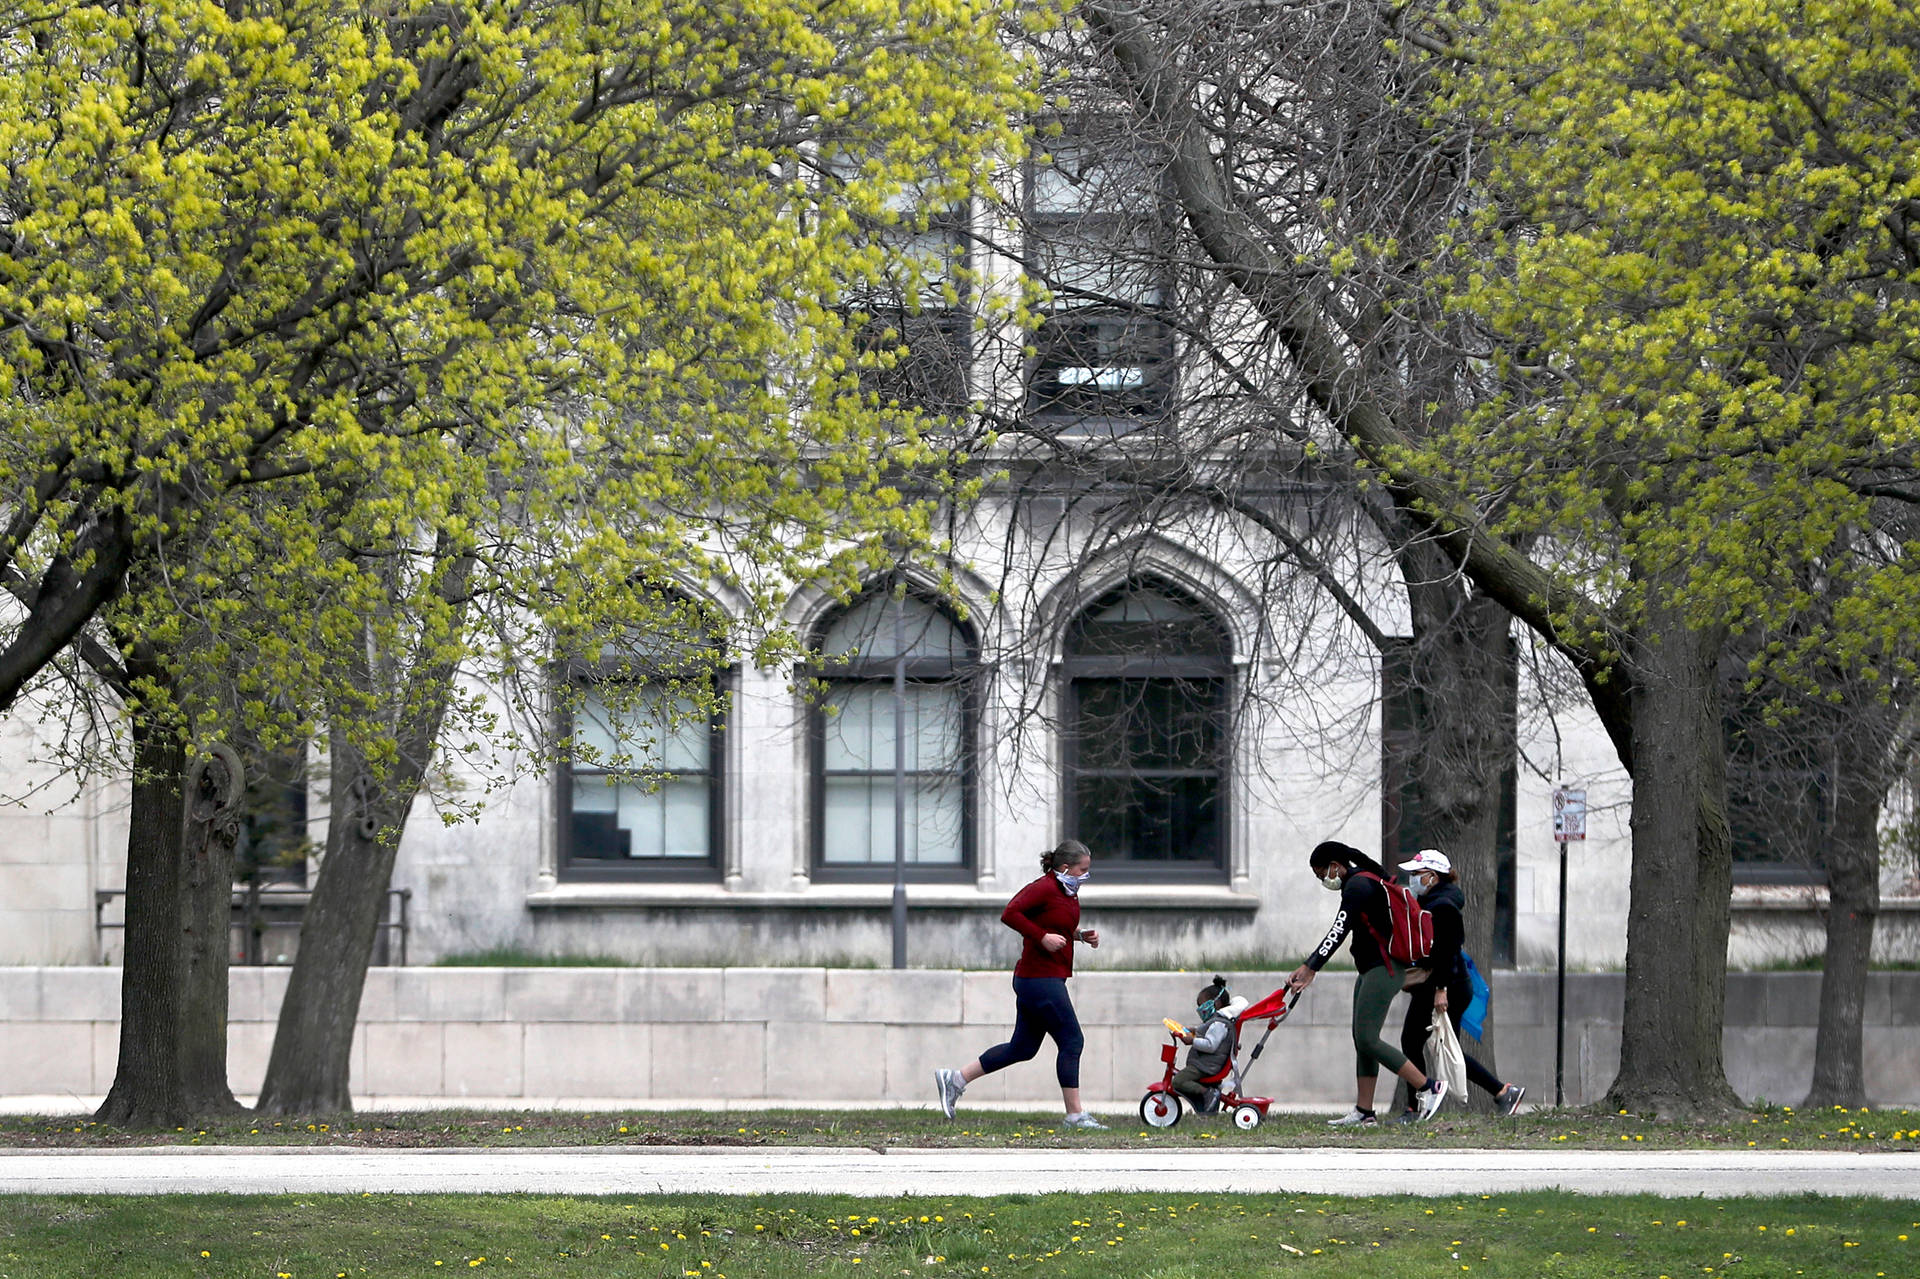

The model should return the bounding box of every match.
[3,968,1915,1108]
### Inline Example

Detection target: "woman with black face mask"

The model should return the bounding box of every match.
[933,839,1106,1129]
[1287,839,1449,1126]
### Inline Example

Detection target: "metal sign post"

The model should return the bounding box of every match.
[1552,786,1587,1106]
[892,594,909,969]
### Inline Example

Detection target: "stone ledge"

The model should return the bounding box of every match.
[526,884,1261,911]
[1731,890,1920,913]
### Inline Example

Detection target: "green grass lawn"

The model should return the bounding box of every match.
[4,1105,1916,1152]
[0,1191,1912,1278]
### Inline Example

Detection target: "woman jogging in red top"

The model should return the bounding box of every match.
[933,840,1105,1129]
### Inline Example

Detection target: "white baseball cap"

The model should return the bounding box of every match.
[1400,848,1452,875]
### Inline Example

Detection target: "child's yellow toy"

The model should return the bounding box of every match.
[1162,1017,1189,1037]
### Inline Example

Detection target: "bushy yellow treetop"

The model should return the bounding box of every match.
[0,0,1037,744]
[1430,0,1920,667]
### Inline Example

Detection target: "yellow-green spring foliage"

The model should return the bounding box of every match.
[0,0,1038,752]
[1433,0,1920,659]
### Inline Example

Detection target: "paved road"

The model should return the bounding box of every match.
[3,1146,1916,1198]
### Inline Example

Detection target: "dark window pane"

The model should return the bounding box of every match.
[855,308,969,413]
[1721,650,1830,883]
[1072,773,1220,863]
[1030,313,1170,422]
[1726,761,1828,869]
[569,809,631,860]
[1061,578,1231,874]
[1072,678,1223,772]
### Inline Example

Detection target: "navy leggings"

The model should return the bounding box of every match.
[978,977,1083,1089]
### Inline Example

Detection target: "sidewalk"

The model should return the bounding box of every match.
[0,1096,1188,1116]
[5,1145,1917,1198]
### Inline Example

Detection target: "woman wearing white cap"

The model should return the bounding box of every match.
[1396,848,1527,1117]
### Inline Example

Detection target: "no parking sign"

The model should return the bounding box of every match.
[1552,787,1587,842]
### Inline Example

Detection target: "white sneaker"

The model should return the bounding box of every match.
[933,1069,964,1120]
[1063,1111,1107,1129]
[1414,1079,1449,1121]
[1326,1107,1377,1126]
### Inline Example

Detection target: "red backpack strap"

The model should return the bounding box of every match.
[1349,871,1397,974]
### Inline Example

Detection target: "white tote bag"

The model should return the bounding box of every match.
[1427,1012,1469,1108]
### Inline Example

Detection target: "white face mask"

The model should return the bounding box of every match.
[1320,870,1344,892]
[1056,867,1091,895]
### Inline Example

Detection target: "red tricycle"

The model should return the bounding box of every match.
[1138,984,1300,1130]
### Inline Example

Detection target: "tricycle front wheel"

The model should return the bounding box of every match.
[1139,1091,1183,1128]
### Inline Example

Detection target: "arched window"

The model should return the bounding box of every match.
[1062,579,1231,876]
[811,585,976,878]
[558,597,727,880]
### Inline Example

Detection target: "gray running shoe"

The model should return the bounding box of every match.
[1414,1078,1450,1121]
[1063,1111,1107,1129]
[1326,1107,1377,1126]
[933,1068,964,1120]
[1496,1083,1527,1116]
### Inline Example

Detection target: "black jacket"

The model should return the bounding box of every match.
[1419,881,1469,982]
[1307,871,1393,973]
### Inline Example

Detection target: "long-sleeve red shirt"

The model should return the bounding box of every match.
[1001,873,1082,979]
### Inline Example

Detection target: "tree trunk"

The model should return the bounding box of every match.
[253,728,429,1115]
[1804,733,1883,1107]
[1607,600,1741,1115]
[179,744,245,1115]
[95,708,246,1127]
[96,709,191,1128]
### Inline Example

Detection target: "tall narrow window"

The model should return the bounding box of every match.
[1026,121,1173,431]
[812,587,975,878]
[1062,581,1229,876]
[825,151,972,415]
[1724,681,1830,886]
[559,602,726,881]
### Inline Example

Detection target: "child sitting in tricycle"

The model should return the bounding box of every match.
[1140,976,1298,1130]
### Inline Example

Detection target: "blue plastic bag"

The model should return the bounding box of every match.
[1461,952,1492,1041]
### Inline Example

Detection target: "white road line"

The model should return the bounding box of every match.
[2,1146,1915,1198]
